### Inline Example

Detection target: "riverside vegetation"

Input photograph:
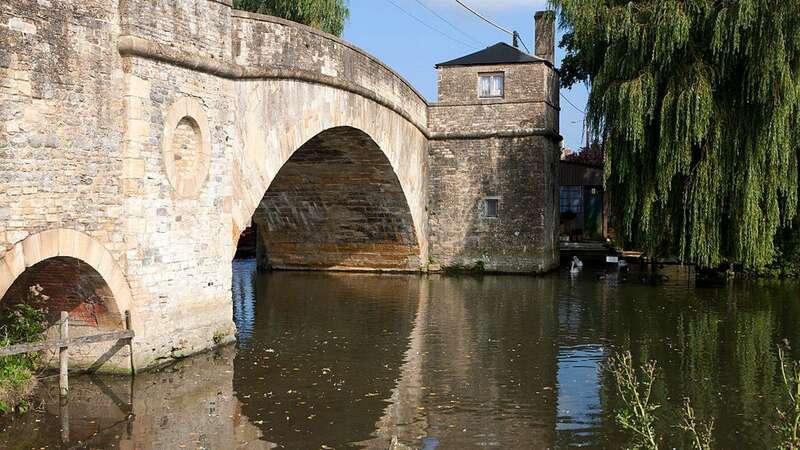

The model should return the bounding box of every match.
[0,285,48,415]
[607,344,800,449]
[552,0,800,274]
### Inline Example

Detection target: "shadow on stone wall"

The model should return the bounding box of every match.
[245,126,421,272]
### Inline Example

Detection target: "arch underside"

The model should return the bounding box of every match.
[0,230,133,371]
[252,127,421,271]
[2,256,121,329]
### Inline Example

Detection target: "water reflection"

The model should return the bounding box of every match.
[2,263,800,449]
[0,347,273,449]
[233,259,257,344]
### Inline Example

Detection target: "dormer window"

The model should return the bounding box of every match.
[479,73,504,98]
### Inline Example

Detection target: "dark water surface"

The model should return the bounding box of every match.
[3,260,800,449]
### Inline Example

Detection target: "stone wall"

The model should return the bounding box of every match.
[253,127,420,271]
[113,0,430,368]
[0,0,126,264]
[0,1,134,370]
[427,61,560,273]
[2,256,119,328]
[2,0,431,370]
[427,136,559,272]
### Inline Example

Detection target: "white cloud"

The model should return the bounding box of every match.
[427,0,550,12]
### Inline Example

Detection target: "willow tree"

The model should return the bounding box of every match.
[233,0,349,36]
[553,0,800,269]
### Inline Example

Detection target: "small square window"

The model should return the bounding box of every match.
[485,198,499,218]
[479,73,504,98]
[560,186,582,213]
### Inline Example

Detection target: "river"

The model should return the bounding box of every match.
[2,259,799,449]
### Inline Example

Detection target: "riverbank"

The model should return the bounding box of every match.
[0,286,48,415]
[0,364,37,415]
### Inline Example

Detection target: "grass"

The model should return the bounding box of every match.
[0,285,49,415]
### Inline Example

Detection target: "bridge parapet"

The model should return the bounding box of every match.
[117,0,429,134]
[231,11,429,131]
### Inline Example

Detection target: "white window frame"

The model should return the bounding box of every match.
[478,72,505,98]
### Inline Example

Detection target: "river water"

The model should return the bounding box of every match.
[2,259,800,449]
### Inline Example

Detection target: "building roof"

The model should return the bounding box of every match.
[435,42,545,68]
[560,160,604,186]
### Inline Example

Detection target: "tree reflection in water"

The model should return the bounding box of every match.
[1,264,799,449]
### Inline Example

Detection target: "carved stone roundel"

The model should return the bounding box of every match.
[162,98,211,198]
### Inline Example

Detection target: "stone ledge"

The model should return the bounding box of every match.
[429,99,560,110]
[429,128,563,141]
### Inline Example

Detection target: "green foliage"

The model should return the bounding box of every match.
[775,342,800,449]
[212,329,228,345]
[552,0,800,269]
[752,220,800,278]
[606,351,660,449]
[0,306,47,344]
[0,285,49,415]
[679,398,714,450]
[606,351,717,449]
[0,353,36,415]
[233,0,350,36]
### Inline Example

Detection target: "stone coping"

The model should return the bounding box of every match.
[118,35,430,139]
[428,128,563,141]
[429,99,561,111]
[230,9,429,106]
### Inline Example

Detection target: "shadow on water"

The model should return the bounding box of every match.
[1,261,800,449]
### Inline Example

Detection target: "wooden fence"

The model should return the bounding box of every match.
[0,311,135,396]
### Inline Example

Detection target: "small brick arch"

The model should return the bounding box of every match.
[0,229,133,327]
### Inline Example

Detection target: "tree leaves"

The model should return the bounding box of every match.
[233,0,350,37]
[553,0,800,269]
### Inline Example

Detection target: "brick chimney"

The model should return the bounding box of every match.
[534,11,555,64]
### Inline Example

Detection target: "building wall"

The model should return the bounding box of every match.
[427,62,560,273]
[0,0,126,268]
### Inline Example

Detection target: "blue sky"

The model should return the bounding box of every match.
[342,0,590,151]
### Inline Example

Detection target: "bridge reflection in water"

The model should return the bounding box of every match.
[3,263,800,449]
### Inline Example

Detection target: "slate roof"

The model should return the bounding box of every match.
[435,42,545,68]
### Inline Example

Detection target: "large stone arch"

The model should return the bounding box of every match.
[230,79,430,268]
[248,126,421,270]
[0,229,133,326]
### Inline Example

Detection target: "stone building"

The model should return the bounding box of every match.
[0,0,560,371]
[427,12,561,273]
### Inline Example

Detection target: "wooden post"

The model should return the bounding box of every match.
[125,310,135,375]
[59,311,68,397]
[60,394,69,444]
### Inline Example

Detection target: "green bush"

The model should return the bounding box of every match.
[0,285,49,415]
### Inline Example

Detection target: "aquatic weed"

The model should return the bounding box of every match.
[678,398,714,450]
[605,351,660,449]
[775,341,800,449]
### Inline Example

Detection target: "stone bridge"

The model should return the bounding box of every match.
[0,0,560,370]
